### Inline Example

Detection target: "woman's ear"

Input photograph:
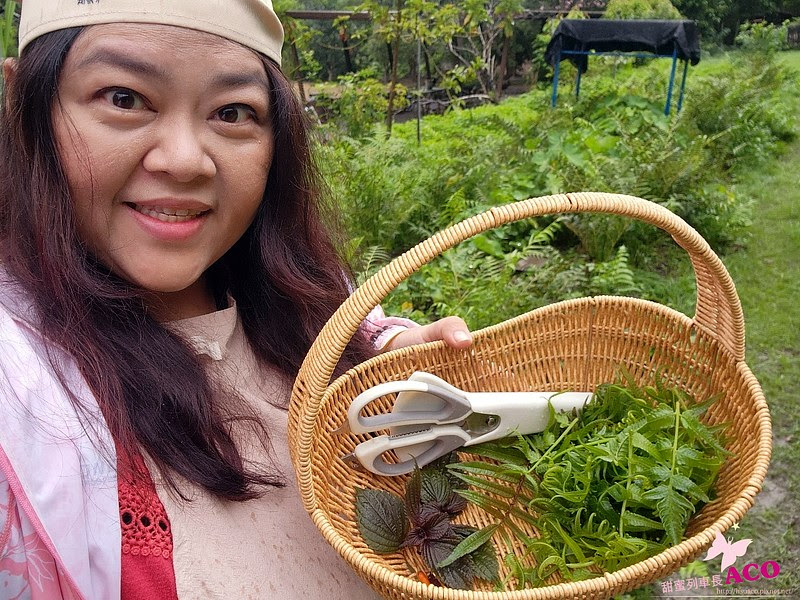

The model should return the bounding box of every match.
[3,58,18,108]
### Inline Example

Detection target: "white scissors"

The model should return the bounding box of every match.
[338,371,592,476]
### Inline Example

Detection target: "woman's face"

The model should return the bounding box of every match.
[52,24,274,318]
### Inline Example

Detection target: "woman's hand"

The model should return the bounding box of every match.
[382,316,472,352]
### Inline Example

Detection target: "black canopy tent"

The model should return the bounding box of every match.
[545,20,701,115]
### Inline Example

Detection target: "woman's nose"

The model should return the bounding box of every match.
[141,118,217,182]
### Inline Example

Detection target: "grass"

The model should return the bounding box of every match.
[719,134,800,591]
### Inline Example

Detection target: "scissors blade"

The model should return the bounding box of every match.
[464,391,594,445]
[340,451,366,472]
[462,412,501,437]
[332,420,351,435]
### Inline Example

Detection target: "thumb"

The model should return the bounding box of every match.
[421,316,472,349]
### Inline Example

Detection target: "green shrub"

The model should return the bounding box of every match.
[680,51,797,174]
[604,0,682,20]
[735,20,793,54]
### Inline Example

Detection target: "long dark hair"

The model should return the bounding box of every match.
[0,28,376,500]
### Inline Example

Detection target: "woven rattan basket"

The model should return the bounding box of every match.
[288,192,771,599]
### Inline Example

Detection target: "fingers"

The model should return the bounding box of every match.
[381,316,473,352]
[421,316,473,349]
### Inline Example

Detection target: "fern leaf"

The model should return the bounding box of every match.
[651,485,694,545]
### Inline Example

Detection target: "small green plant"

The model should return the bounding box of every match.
[563,214,631,263]
[355,458,499,589]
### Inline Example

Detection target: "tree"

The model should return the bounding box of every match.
[349,0,409,135]
[275,0,323,104]
[442,0,524,99]
[671,0,782,44]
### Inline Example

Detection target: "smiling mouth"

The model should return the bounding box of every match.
[127,203,210,223]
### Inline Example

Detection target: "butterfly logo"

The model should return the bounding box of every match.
[703,531,753,571]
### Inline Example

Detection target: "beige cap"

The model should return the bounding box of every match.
[18,0,284,66]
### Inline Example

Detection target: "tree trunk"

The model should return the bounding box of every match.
[495,33,510,100]
[339,26,354,73]
[475,23,493,97]
[385,42,393,80]
[386,36,400,136]
[385,0,403,137]
[422,42,433,88]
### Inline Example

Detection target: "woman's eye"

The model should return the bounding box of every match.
[216,105,255,124]
[103,89,145,110]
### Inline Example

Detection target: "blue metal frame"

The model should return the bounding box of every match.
[550,45,690,115]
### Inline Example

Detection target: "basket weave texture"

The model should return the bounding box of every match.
[288,193,772,600]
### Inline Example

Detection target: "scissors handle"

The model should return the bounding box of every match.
[346,425,472,476]
[344,380,472,434]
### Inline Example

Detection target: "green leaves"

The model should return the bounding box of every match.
[355,488,409,553]
[645,486,695,546]
[449,373,729,588]
[469,535,500,581]
[420,468,451,505]
[355,461,499,589]
[437,523,499,568]
[471,234,505,259]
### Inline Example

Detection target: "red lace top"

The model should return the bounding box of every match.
[118,452,178,600]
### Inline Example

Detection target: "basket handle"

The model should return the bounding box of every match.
[290,193,744,503]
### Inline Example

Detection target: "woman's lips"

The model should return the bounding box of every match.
[126,202,210,241]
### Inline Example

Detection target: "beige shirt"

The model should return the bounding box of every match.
[159,302,380,600]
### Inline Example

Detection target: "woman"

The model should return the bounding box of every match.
[0,2,473,598]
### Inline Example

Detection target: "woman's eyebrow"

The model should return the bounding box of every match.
[208,71,270,93]
[73,47,269,92]
[74,48,169,80]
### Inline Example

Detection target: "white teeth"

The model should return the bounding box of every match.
[131,204,206,222]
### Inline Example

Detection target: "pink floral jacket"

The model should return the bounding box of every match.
[0,282,416,600]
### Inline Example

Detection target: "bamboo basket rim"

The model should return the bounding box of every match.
[289,192,772,599]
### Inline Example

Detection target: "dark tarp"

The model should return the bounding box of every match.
[545,20,701,73]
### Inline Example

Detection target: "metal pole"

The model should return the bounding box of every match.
[677,59,689,113]
[575,66,582,99]
[665,46,678,115]
[551,50,561,108]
